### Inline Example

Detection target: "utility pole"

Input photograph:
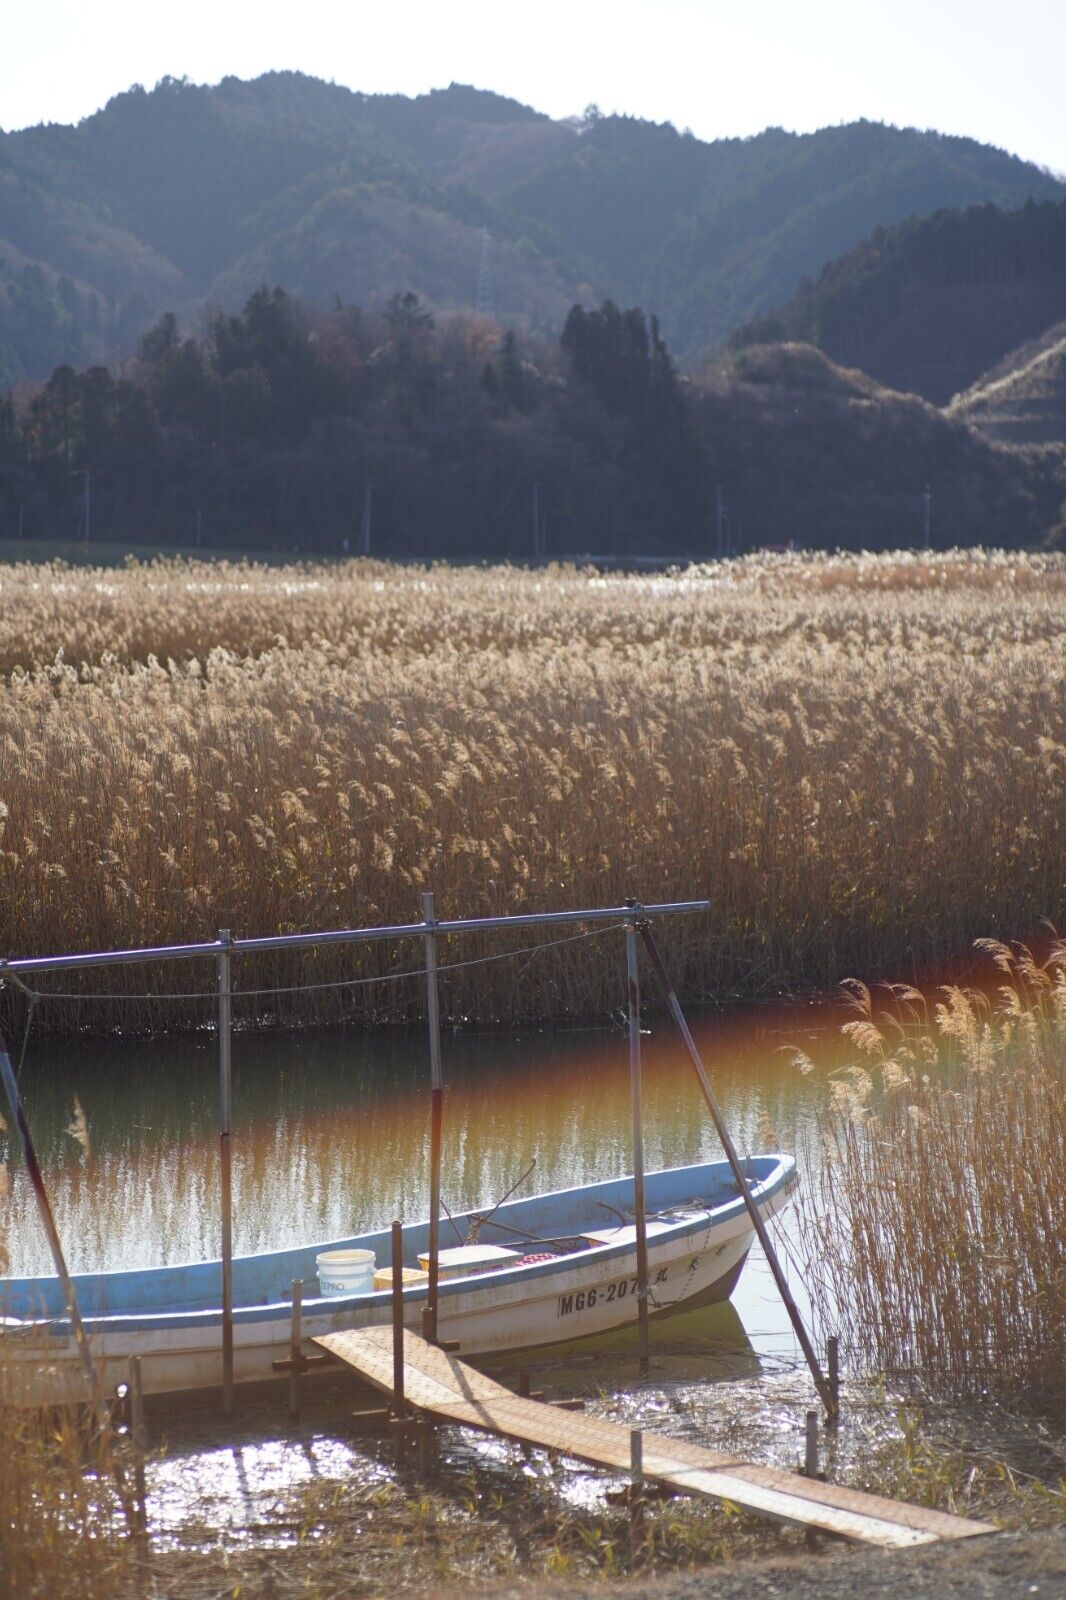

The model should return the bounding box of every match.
[71,469,90,543]
[923,484,932,549]
[359,479,373,557]
[532,481,542,565]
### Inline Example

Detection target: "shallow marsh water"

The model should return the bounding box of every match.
[2,1002,1059,1559]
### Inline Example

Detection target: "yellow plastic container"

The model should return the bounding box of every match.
[372,1266,430,1291]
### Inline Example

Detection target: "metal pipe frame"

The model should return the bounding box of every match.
[218,928,234,1413]
[637,922,838,1421]
[421,891,444,1345]
[0,1048,98,1390]
[625,917,651,1375]
[0,897,709,1414]
[0,901,709,976]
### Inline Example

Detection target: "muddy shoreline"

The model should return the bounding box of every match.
[432,1528,1066,1600]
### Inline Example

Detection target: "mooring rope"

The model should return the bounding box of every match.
[0,920,625,1008]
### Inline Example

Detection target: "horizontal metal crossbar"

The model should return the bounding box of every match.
[0,900,709,976]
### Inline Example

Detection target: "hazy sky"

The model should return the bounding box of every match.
[3,0,1065,173]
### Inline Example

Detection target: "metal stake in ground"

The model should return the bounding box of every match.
[625,912,651,1375]
[0,1048,97,1390]
[288,1279,303,1421]
[421,892,444,1345]
[629,1427,645,1553]
[217,928,235,1413]
[391,1219,408,1463]
[637,924,838,1421]
[129,1355,148,1537]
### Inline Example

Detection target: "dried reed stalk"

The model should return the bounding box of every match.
[0,1377,135,1600]
[796,941,1066,1400]
[0,551,1061,1031]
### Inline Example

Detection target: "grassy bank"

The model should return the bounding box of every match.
[3,1368,1062,1600]
[0,550,1062,1031]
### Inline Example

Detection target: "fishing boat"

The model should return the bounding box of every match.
[1,1156,795,1405]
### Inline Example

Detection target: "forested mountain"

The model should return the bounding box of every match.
[1,72,1061,383]
[2,288,1061,556]
[732,199,1066,404]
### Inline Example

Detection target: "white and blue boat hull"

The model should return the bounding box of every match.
[1,1156,796,1404]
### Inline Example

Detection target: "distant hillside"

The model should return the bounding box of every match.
[947,320,1066,444]
[0,73,1061,382]
[695,341,1065,550]
[515,117,1064,358]
[732,199,1066,404]
[3,285,1061,557]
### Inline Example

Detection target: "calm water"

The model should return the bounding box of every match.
[6,1005,1055,1550]
[1,1002,844,1351]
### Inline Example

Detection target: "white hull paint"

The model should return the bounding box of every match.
[1,1159,795,1406]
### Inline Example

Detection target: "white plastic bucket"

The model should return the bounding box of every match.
[316,1248,375,1297]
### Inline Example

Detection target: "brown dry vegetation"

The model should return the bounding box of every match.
[0,1393,137,1600]
[0,550,1063,1030]
[797,940,1066,1402]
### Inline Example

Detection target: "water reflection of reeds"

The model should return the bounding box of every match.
[1,1009,828,1279]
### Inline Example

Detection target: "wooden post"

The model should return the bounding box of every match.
[288,1279,303,1420]
[129,1355,147,1537]
[805,1409,819,1477]
[217,929,235,1413]
[637,924,838,1421]
[827,1335,841,1419]
[629,1428,645,1554]
[421,892,444,1346]
[0,1049,97,1391]
[391,1219,407,1462]
[804,1407,820,1548]
[625,912,651,1376]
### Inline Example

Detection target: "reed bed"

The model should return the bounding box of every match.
[796,940,1066,1401]
[0,550,1062,1030]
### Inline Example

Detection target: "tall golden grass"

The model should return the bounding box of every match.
[0,550,1062,1029]
[796,940,1066,1400]
[0,1389,136,1600]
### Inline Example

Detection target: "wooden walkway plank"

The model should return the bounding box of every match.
[314,1328,996,1549]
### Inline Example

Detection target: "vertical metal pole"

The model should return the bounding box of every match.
[288,1279,303,1421]
[804,1407,820,1548]
[629,1427,645,1552]
[218,928,234,1414]
[827,1335,840,1420]
[391,1218,407,1465]
[637,924,837,1420]
[625,916,651,1376]
[421,892,444,1345]
[0,1049,97,1390]
[129,1355,147,1536]
[805,1409,819,1477]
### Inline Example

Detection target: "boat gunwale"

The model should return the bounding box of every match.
[1,1156,797,1336]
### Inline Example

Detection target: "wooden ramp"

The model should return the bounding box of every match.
[314,1328,995,1549]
